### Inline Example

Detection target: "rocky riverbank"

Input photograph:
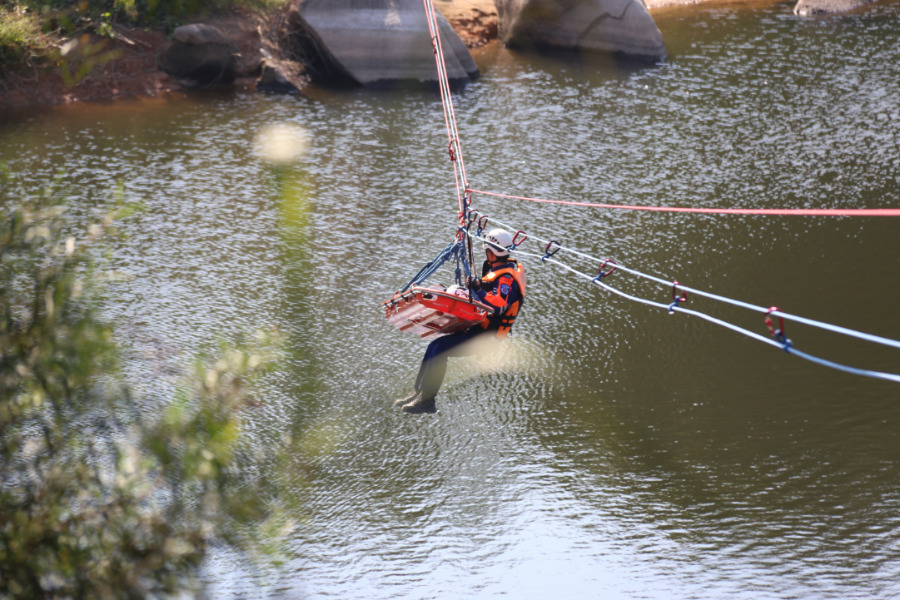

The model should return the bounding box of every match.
[0,8,267,111]
[0,0,880,111]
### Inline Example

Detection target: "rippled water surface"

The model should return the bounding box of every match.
[2,2,900,598]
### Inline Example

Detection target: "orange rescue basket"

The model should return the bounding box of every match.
[382,286,492,338]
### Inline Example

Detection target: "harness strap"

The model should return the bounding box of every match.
[400,235,476,293]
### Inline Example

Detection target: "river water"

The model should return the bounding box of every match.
[2,1,900,598]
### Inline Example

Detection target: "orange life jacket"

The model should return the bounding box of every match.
[479,260,526,338]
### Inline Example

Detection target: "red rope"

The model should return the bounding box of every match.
[423,0,468,229]
[422,1,898,220]
[468,188,900,217]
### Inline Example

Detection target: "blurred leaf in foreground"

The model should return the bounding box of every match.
[0,170,290,598]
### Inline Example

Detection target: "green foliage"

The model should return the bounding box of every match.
[0,172,288,598]
[0,8,47,72]
[1,0,287,76]
[9,0,287,29]
[96,12,114,37]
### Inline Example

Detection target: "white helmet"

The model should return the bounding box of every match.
[483,228,512,257]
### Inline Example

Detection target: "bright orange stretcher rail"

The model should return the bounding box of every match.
[468,188,900,217]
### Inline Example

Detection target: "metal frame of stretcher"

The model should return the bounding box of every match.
[382,286,493,338]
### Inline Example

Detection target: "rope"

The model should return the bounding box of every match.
[422,0,469,231]
[482,215,900,351]
[460,221,900,383]
[400,239,463,292]
[468,188,900,217]
[412,0,900,383]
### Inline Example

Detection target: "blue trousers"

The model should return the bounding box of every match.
[415,327,489,400]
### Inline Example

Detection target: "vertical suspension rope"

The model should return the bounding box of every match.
[422,0,469,233]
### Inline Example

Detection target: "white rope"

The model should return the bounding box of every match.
[422,0,469,225]
[460,223,900,383]
[416,0,899,382]
[477,216,900,351]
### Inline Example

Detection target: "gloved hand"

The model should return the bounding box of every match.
[466,276,481,290]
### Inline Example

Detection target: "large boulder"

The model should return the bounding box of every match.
[289,0,478,87]
[793,0,876,16]
[496,0,666,62]
[158,24,236,87]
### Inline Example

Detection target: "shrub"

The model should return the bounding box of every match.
[0,172,287,598]
[0,8,47,72]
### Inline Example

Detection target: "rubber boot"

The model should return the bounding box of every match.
[402,395,437,414]
[394,391,420,407]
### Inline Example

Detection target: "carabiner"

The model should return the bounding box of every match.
[511,230,528,248]
[600,259,618,278]
[669,281,688,314]
[542,240,561,262]
[765,306,791,348]
[476,215,489,236]
[592,259,618,283]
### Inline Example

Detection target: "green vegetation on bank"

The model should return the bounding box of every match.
[0,171,291,597]
[0,7,45,72]
[0,0,283,75]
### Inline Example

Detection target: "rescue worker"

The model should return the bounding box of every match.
[396,228,526,414]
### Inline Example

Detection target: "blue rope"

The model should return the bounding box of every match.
[399,236,472,293]
[455,230,471,285]
[399,240,460,293]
